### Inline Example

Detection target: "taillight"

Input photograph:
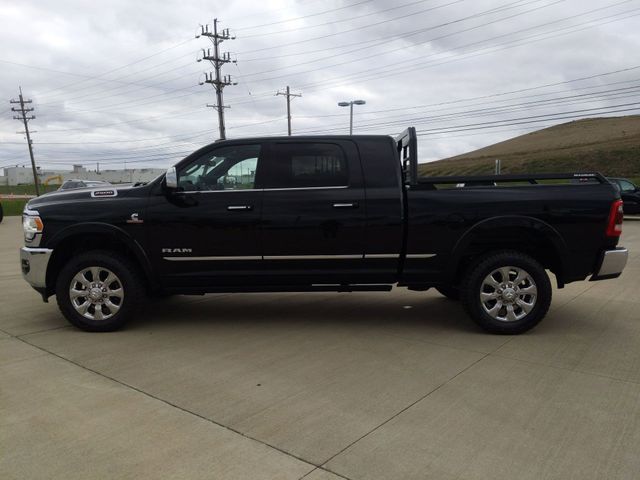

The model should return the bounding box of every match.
[606,200,624,237]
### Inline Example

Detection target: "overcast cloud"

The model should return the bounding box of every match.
[1,0,639,171]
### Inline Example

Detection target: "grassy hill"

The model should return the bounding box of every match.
[419,115,640,182]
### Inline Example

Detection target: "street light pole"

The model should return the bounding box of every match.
[349,103,354,135]
[338,99,366,135]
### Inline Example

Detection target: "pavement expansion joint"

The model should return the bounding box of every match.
[13,335,327,474]
[317,351,492,469]
[490,351,640,387]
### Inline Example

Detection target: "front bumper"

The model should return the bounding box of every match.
[20,247,53,289]
[591,247,628,281]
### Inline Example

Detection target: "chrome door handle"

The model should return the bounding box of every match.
[332,202,358,208]
[227,205,253,211]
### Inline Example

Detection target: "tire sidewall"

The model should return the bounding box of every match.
[463,252,551,334]
[56,251,140,332]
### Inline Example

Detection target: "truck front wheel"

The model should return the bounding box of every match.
[461,251,551,334]
[55,250,144,332]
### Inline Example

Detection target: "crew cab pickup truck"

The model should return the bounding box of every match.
[20,128,628,334]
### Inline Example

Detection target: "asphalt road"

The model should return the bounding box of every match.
[1,215,639,480]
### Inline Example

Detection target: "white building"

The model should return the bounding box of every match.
[0,165,166,187]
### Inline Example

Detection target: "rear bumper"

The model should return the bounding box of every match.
[590,247,628,281]
[20,247,53,289]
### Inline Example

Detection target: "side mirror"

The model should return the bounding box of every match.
[165,166,178,189]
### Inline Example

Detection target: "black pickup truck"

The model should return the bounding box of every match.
[20,128,628,334]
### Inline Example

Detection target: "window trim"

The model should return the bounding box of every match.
[263,185,349,192]
[178,185,348,195]
[179,188,262,194]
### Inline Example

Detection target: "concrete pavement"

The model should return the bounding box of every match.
[1,215,639,479]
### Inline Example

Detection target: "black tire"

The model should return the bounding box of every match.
[0,202,3,223]
[461,251,551,335]
[436,286,460,301]
[56,250,144,332]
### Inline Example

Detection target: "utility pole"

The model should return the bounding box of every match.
[495,159,501,174]
[10,87,39,196]
[276,86,302,136]
[197,19,236,140]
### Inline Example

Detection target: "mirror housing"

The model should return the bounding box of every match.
[165,166,178,189]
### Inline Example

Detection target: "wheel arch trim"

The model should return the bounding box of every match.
[45,223,156,295]
[447,215,568,284]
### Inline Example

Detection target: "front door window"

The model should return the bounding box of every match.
[177,144,261,191]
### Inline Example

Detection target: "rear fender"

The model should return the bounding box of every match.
[447,215,568,285]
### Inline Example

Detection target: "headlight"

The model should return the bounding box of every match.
[23,215,44,240]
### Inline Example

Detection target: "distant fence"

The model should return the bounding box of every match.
[0,194,34,200]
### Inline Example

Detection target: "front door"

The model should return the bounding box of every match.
[146,142,264,289]
[258,140,367,285]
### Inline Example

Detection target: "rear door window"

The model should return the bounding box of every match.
[261,143,348,189]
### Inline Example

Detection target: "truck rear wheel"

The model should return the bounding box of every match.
[461,251,551,334]
[55,250,144,332]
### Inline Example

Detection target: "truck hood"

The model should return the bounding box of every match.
[26,185,138,211]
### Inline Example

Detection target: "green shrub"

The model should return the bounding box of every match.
[1,199,28,216]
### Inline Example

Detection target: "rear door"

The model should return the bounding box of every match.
[258,140,367,284]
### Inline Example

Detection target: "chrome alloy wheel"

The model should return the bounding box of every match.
[69,267,124,321]
[479,266,537,322]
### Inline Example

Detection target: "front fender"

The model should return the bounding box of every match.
[46,222,155,289]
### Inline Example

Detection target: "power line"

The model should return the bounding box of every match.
[40,58,201,109]
[28,0,559,120]
[239,0,533,61]
[25,104,640,168]
[237,0,466,55]
[235,0,378,30]
[19,64,640,146]
[39,37,195,100]
[29,118,287,160]
[327,85,640,130]
[37,65,202,109]
[9,2,379,105]
[417,106,640,136]
[32,65,640,136]
[0,0,623,126]
[297,102,640,136]
[241,0,446,38]
[246,0,632,87]
[322,68,640,118]
[4,115,287,147]
[287,4,640,94]
[7,3,636,161]
[240,0,553,75]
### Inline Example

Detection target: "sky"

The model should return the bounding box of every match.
[1,0,640,172]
